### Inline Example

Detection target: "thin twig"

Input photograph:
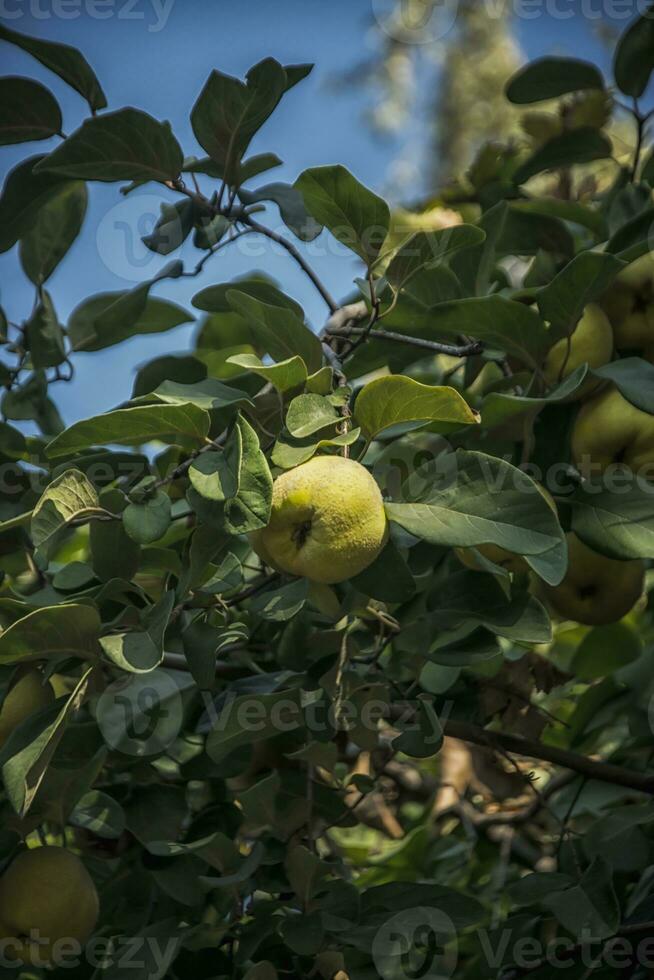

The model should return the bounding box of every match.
[326,326,483,358]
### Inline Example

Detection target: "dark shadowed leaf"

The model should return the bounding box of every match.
[514,129,612,185]
[19,179,87,284]
[0,76,62,145]
[614,4,654,97]
[34,108,184,182]
[506,57,604,104]
[0,23,106,111]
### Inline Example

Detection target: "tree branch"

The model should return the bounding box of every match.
[326,326,483,358]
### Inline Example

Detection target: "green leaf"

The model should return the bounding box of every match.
[271,428,360,469]
[34,108,183,182]
[593,357,654,414]
[194,276,304,319]
[0,604,101,664]
[514,129,612,185]
[226,352,307,393]
[226,289,323,373]
[605,207,654,259]
[570,477,654,560]
[45,403,210,458]
[123,489,172,545]
[350,538,415,602]
[0,23,106,112]
[223,414,273,535]
[511,198,607,240]
[390,295,549,368]
[2,667,94,817]
[239,182,322,241]
[31,468,104,554]
[249,578,308,621]
[191,59,309,182]
[354,376,478,441]
[25,290,66,369]
[572,623,642,680]
[285,393,339,438]
[68,291,191,352]
[614,4,654,97]
[385,450,566,585]
[0,154,69,254]
[295,164,390,265]
[132,354,207,398]
[392,694,443,758]
[506,56,604,104]
[481,365,589,429]
[70,790,126,840]
[144,377,254,412]
[537,251,625,338]
[386,225,485,289]
[206,688,304,761]
[544,858,619,941]
[100,591,175,673]
[19,179,87,285]
[142,198,196,255]
[189,451,237,502]
[0,76,62,144]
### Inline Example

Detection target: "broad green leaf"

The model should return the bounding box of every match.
[514,129,612,185]
[497,206,574,257]
[0,421,26,460]
[35,108,183,182]
[191,59,310,182]
[614,5,654,97]
[511,198,607,239]
[31,468,104,554]
[45,403,211,458]
[226,289,322,373]
[227,353,307,393]
[19,180,87,284]
[206,688,304,761]
[0,604,101,663]
[132,354,207,398]
[450,202,507,297]
[354,376,478,440]
[100,591,175,673]
[295,164,390,265]
[593,357,654,413]
[194,277,304,320]
[239,182,322,241]
[223,414,273,534]
[350,538,415,602]
[0,76,62,144]
[0,23,106,111]
[2,667,94,817]
[123,489,172,545]
[427,573,552,644]
[481,365,588,430]
[544,858,619,941]
[572,623,642,680]
[570,477,654,560]
[189,451,238,502]
[144,377,254,412]
[271,428,360,469]
[506,57,604,104]
[249,578,308,621]
[68,291,191,352]
[386,225,485,289]
[285,393,339,438]
[25,290,66,369]
[537,251,625,338]
[388,295,549,368]
[0,155,68,253]
[605,207,654,259]
[385,450,566,584]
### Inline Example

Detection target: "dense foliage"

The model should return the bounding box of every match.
[2,11,654,979]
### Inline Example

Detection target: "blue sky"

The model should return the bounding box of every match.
[0,1,622,425]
